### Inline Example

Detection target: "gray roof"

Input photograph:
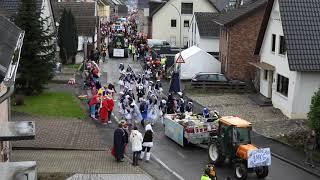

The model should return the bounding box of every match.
[194,12,220,37]
[255,0,320,71]
[0,0,42,18]
[0,16,24,81]
[280,0,320,71]
[213,0,267,26]
[51,1,97,36]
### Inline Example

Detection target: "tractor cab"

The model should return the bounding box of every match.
[209,116,270,180]
[218,116,253,158]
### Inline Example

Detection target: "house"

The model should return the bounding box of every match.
[253,0,320,119]
[97,0,112,22]
[188,12,220,59]
[214,0,267,82]
[110,0,128,20]
[0,16,25,162]
[149,0,219,47]
[51,1,97,52]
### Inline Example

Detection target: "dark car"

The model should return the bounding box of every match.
[191,72,245,85]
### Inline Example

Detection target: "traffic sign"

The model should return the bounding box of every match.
[176,53,185,63]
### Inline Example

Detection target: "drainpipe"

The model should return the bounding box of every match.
[0,32,24,103]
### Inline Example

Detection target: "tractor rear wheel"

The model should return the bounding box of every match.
[255,166,269,178]
[234,162,248,180]
[208,141,225,165]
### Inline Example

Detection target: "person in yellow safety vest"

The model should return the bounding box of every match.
[132,45,136,61]
[200,164,217,180]
[160,55,167,65]
[128,44,132,54]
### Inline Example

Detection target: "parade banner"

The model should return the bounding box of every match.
[247,148,271,168]
[113,49,124,57]
[164,118,184,146]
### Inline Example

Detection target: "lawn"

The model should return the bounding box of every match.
[12,92,86,119]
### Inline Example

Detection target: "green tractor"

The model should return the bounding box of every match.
[208,116,270,180]
[108,33,128,58]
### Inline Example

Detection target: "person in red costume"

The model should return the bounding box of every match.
[99,96,109,125]
[106,94,115,124]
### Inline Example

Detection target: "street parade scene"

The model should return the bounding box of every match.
[2,0,320,180]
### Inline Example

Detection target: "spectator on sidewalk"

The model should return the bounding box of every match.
[113,123,127,162]
[106,94,114,124]
[304,130,317,168]
[129,126,143,166]
[140,124,153,162]
[89,93,101,120]
[99,96,109,125]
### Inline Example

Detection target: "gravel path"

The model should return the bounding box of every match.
[188,92,307,138]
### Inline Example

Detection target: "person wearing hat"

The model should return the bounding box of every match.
[203,108,210,118]
[140,124,154,162]
[186,101,194,113]
[129,126,143,166]
[137,85,145,103]
[159,99,167,124]
[139,99,148,127]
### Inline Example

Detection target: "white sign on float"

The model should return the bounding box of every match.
[247,148,271,168]
[113,49,124,57]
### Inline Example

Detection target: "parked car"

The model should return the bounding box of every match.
[191,72,245,85]
[147,39,171,48]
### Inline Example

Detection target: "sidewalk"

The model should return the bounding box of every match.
[11,80,153,180]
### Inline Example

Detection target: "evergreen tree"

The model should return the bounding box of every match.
[308,88,320,138]
[14,0,55,95]
[57,8,78,64]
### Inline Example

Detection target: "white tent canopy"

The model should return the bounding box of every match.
[175,46,221,79]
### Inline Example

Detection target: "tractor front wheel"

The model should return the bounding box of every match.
[234,162,248,180]
[208,141,225,166]
[255,166,269,178]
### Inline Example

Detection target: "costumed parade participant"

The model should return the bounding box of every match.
[99,96,109,125]
[140,124,153,162]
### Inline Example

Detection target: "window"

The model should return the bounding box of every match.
[218,75,228,82]
[181,3,193,14]
[171,19,176,27]
[208,74,218,81]
[264,70,268,80]
[277,74,289,97]
[279,35,286,54]
[271,34,276,52]
[184,20,190,27]
[196,74,208,81]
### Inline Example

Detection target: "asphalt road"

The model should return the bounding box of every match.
[98,57,319,180]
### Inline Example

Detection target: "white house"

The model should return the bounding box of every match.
[253,0,320,119]
[149,0,218,48]
[188,12,220,58]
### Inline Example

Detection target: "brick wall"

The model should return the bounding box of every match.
[220,7,265,82]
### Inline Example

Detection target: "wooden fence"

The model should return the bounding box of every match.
[186,81,252,93]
